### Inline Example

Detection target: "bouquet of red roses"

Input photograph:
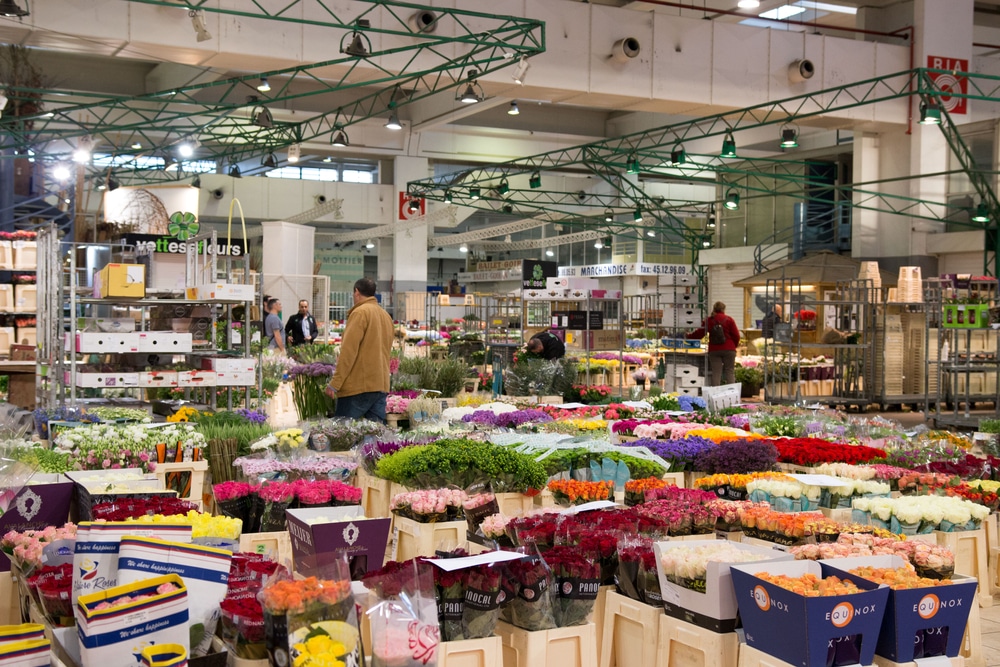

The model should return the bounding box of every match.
[503,553,556,631]
[29,562,73,625]
[219,553,282,660]
[91,497,198,521]
[544,546,600,627]
[462,565,503,639]
[615,538,651,602]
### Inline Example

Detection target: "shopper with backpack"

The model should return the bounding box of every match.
[687,301,740,386]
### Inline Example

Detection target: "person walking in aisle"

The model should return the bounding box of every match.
[688,301,740,386]
[760,303,783,339]
[324,278,394,423]
[285,299,319,346]
[264,297,285,353]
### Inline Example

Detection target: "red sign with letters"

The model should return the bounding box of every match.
[926,56,968,115]
[398,192,425,220]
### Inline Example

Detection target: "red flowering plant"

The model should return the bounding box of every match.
[462,564,503,639]
[572,384,614,405]
[942,483,1000,511]
[896,472,956,496]
[544,545,601,627]
[539,405,602,420]
[257,482,296,532]
[431,560,468,641]
[214,482,260,527]
[602,403,636,420]
[771,438,886,466]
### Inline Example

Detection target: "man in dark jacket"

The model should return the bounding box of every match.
[527,330,566,360]
[285,299,319,346]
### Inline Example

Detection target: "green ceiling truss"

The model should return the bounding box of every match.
[0,1,544,174]
[408,67,1000,273]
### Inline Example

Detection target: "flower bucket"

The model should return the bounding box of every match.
[800,497,819,512]
[938,520,957,532]
[889,516,920,535]
[917,520,937,534]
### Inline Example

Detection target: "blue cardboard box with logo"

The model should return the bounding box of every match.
[730,560,890,667]
[820,555,978,662]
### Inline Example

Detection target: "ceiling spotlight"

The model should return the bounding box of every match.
[626,154,641,174]
[252,106,273,129]
[594,239,604,249]
[633,207,643,223]
[459,244,469,253]
[0,0,29,17]
[257,77,271,93]
[341,30,371,58]
[497,178,510,195]
[177,142,195,158]
[72,136,93,164]
[724,189,740,210]
[604,209,614,223]
[287,144,301,163]
[972,202,991,223]
[702,237,713,248]
[545,248,554,257]
[190,9,212,42]
[671,145,687,165]
[469,187,481,200]
[707,210,717,229]
[721,131,737,158]
[407,199,421,214]
[331,128,349,147]
[96,180,107,191]
[229,164,242,178]
[262,153,277,168]
[737,0,760,8]
[385,110,403,131]
[507,101,520,116]
[502,202,513,214]
[191,175,201,189]
[647,229,656,237]
[529,171,541,189]
[458,69,484,104]
[164,155,178,171]
[52,165,71,182]
[780,126,798,149]
[365,239,375,249]
[512,56,530,85]
[130,141,142,150]
[444,190,453,204]
[919,100,942,125]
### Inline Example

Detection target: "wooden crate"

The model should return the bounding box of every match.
[873,657,964,667]
[662,472,684,488]
[961,591,984,667]
[239,531,292,566]
[658,615,740,667]
[591,585,613,663]
[0,571,18,625]
[496,621,597,667]
[937,529,990,608]
[440,636,503,667]
[599,590,661,667]
[153,460,208,509]
[393,516,466,561]
[736,644,796,667]
[356,469,392,518]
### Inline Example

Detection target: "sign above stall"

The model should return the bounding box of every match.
[558,263,689,277]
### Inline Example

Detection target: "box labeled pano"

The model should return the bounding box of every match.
[730,560,890,667]
[820,555,978,662]
[653,540,794,633]
[286,507,390,578]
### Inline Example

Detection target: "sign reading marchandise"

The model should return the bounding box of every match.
[123,234,244,256]
[558,263,688,277]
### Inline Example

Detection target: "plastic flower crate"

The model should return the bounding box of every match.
[599,590,662,667]
[392,515,466,561]
[440,636,503,667]
[942,304,990,328]
[656,614,739,667]
[496,621,598,667]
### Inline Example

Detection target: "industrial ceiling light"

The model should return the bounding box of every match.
[469,187,480,200]
[507,101,520,116]
[287,144,301,163]
[502,202,513,214]
[737,0,760,8]
[459,244,469,253]
[457,69,484,104]
[177,141,195,158]
[604,209,614,223]
[164,155,178,171]
[720,131,737,158]
[529,171,541,189]
[594,239,604,249]
[633,207,643,223]
[130,141,142,150]
[626,154,641,174]
[702,236,713,248]
[444,190,453,204]
[647,229,656,237]
[331,126,349,147]
[780,125,798,149]
[497,178,510,195]
[512,56,530,85]
[0,0,29,17]
[252,106,274,129]
[262,153,277,169]
[73,136,93,164]
[191,175,201,189]
[257,77,271,93]
[724,188,740,210]
[385,111,402,130]
[670,144,687,165]
[365,239,375,249]
[545,248,554,257]
[229,164,242,178]
[972,202,991,223]
[341,23,371,58]
[52,165,71,182]
[707,209,717,229]
[407,199,421,214]
[919,100,942,125]
[190,9,212,42]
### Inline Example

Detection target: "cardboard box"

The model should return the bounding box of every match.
[14,326,34,347]
[0,477,74,572]
[138,332,193,353]
[730,560,890,667]
[523,289,567,300]
[12,241,36,270]
[191,283,255,301]
[286,506,390,578]
[820,555,978,662]
[0,242,11,270]
[546,277,569,290]
[202,357,257,373]
[589,290,622,300]
[176,370,218,387]
[65,472,172,521]
[138,371,179,388]
[216,370,256,386]
[0,284,11,312]
[0,327,13,355]
[74,332,141,353]
[569,330,621,351]
[98,263,146,298]
[69,371,140,388]
[91,318,136,333]
[654,540,794,632]
[12,285,34,313]
[553,311,604,330]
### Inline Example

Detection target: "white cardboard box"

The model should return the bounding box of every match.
[0,284,12,311]
[216,370,255,386]
[546,277,569,289]
[138,332,193,353]
[523,289,567,300]
[673,365,700,378]
[202,357,257,373]
[70,371,141,388]
[193,283,255,301]
[74,332,141,353]
[176,370,218,387]
[681,376,705,388]
[138,371,179,388]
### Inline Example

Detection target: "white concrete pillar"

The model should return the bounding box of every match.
[261,220,315,319]
[393,156,430,293]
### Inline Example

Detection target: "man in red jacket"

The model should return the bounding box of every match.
[688,301,741,386]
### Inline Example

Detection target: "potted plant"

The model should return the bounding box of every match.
[734,363,763,398]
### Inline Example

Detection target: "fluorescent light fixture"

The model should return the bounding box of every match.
[793,1,857,14]
[759,5,807,19]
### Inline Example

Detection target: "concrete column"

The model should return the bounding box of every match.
[393,156,430,293]
[261,221,315,319]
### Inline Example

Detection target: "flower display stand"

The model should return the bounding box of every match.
[153,459,208,509]
[495,621,598,667]
[684,472,706,489]
[598,591,661,667]
[912,529,990,608]
[657,614,740,667]
[533,489,556,508]
[662,472,684,488]
[873,657,964,667]
[497,493,535,517]
[440,636,503,667]
[238,531,292,566]
[0,571,16,625]
[356,469,392,518]
[393,516,466,561]
[590,585,613,661]
[960,590,984,667]
[818,507,852,523]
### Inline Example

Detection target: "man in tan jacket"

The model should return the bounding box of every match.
[325,277,394,423]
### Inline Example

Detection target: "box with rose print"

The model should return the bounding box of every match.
[654,540,794,633]
[819,555,978,662]
[0,476,74,573]
[285,507,390,578]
